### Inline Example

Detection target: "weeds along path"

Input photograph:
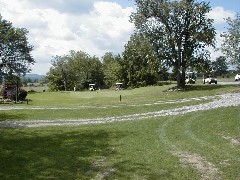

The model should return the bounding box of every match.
[0,93,239,128]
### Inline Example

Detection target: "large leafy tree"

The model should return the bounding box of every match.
[86,56,104,88]
[47,50,104,91]
[67,51,104,89]
[122,33,165,87]
[131,0,216,88]
[47,55,72,91]
[0,16,34,79]
[220,14,240,71]
[102,52,123,88]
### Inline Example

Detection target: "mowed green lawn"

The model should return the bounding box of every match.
[0,84,239,179]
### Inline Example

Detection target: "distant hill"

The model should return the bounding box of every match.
[24,74,45,80]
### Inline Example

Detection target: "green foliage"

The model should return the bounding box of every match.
[46,51,104,91]
[0,17,34,77]
[122,33,167,87]
[211,56,229,76]
[220,14,240,71]
[131,0,216,88]
[102,52,123,88]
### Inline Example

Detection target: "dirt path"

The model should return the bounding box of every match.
[0,93,239,128]
[159,113,221,180]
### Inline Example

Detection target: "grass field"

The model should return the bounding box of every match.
[0,84,239,179]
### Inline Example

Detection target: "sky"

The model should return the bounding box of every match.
[0,0,239,75]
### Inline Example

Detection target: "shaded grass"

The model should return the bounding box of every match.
[187,84,240,92]
[0,119,198,179]
[0,127,121,179]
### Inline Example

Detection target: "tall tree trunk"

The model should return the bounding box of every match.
[176,44,186,89]
[176,69,185,89]
[176,68,181,88]
[63,79,67,91]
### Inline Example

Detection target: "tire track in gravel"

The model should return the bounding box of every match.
[0,93,239,128]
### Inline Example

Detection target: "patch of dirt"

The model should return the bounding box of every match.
[172,150,219,180]
[89,156,117,180]
[93,168,117,180]
[223,136,240,146]
[219,159,231,166]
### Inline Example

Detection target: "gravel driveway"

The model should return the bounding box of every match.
[0,93,239,128]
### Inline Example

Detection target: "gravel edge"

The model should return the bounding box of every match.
[0,93,239,128]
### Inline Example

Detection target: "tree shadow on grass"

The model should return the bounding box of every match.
[0,128,150,179]
[0,129,116,179]
[0,127,196,179]
[0,113,27,121]
[185,84,239,92]
[110,160,160,179]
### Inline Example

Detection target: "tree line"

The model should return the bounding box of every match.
[1,1,239,90]
[46,47,169,91]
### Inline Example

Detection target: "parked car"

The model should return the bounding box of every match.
[203,76,217,84]
[235,74,240,81]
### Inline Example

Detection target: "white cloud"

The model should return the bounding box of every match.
[30,63,52,75]
[207,7,236,62]
[208,7,236,25]
[2,1,236,75]
[0,0,135,74]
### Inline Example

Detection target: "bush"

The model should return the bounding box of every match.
[18,89,28,101]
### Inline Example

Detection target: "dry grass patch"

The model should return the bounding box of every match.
[172,149,219,180]
[222,135,240,146]
[90,156,117,180]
